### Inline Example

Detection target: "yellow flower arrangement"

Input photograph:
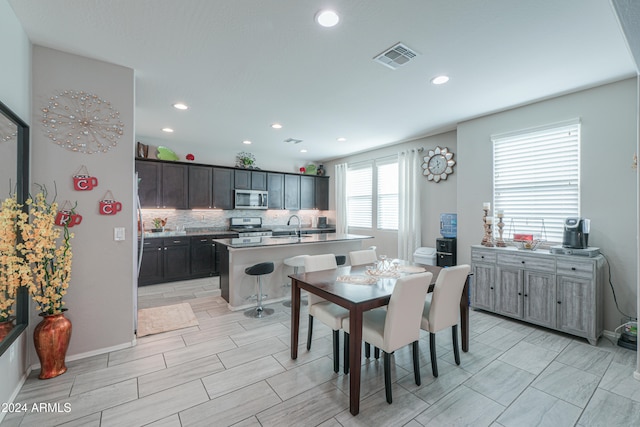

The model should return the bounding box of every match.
[17,187,74,315]
[0,195,30,322]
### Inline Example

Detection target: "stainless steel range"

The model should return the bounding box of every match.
[229,217,272,237]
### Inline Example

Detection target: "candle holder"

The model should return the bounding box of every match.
[496,215,506,247]
[481,208,494,247]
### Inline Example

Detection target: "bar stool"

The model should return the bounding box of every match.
[283,255,308,307]
[244,262,275,318]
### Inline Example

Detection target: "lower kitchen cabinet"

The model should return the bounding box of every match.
[138,235,222,286]
[190,236,217,277]
[471,245,604,345]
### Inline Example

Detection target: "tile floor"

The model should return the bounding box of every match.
[2,278,639,427]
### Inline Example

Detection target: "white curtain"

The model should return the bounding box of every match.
[398,149,421,260]
[334,163,348,234]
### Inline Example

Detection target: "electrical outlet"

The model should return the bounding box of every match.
[114,227,125,241]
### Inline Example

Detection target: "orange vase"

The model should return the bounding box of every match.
[33,311,72,379]
[0,319,14,341]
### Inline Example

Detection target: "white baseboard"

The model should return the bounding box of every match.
[30,339,136,371]
[0,366,32,424]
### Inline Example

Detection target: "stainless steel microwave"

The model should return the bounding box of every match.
[234,189,268,209]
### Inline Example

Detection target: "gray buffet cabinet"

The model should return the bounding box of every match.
[470,245,605,345]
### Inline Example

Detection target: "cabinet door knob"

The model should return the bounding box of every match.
[571,267,576,271]
[481,256,485,259]
[521,261,525,264]
[557,301,562,304]
[524,294,528,297]
[158,248,162,251]
[490,287,494,290]
[518,292,522,296]
[200,239,208,242]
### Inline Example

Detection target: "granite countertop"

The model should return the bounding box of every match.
[141,226,336,239]
[214,233,372,249]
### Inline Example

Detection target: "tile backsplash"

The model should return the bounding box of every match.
[139,209,335,231]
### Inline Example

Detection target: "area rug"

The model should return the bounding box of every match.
[137,302,199,337]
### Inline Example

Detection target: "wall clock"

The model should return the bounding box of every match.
[422,146,455,182]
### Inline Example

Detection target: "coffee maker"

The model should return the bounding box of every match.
[562,217,590,249]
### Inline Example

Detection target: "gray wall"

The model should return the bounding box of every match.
[31,46,136,358]
[457,78,638,333]
[0,0,31,414]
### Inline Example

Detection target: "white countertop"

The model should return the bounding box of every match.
[214,233,372,249]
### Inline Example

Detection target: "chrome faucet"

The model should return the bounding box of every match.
[287,214,301,238]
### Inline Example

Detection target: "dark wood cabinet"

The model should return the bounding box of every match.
[161,163,188,209]
[138,239,164,286]
[267,173,284,209]
[136,161,161,208]
[213,167,234,209]
[300,175,315,209]
[315,176,329,210]
[191,236,217,277]
[188,165,213,209]
[163,237,190,280]
[284,174,300,210]
[235,170,267,191]
[136,160,187,208]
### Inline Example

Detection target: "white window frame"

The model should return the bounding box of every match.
[492,120,580,244]
[346,157,399,231]
[376,158,399,231]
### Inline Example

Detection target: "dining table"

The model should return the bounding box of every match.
[289,262,470,416]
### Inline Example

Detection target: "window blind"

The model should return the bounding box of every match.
[346,164,372,228]
[377,160,398,230]
[493,122,580,243]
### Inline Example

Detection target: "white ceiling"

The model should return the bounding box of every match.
[8,0,637,163]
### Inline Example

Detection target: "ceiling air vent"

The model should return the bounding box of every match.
[374,43,418,70]
[284,138,303,144]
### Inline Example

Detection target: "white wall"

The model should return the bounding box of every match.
[457,78,638,333]
[0,0,31,416]
[323,131,458,258]
[31,46,136,358]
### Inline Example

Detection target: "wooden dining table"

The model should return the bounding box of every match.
[289,263,470,416]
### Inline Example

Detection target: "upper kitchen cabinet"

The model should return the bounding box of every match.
[212,167,234,209]
[284,174,300,210]
[315,176,329,210]
[136,160,187,208]
[188,165,213,209]
[235,170,267,191]
[267,173,284,209]
[300,175,315,210]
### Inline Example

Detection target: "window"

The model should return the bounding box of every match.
[346,164,372,228]
[493,121,580,243]
[346,158,399,230]
[377,160,398,230]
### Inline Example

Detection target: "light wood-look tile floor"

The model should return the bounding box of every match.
[2,277,639,427]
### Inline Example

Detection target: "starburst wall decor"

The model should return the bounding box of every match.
[41,90,124,154]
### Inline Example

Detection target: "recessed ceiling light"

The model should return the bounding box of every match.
[271,123,282,129]
[173,103,188,110]
[243,140,252,145]
[337,137,347,142]
[316,10,339,27]
[162,128,174,133]
[431,75,450,85]
[300,149,308,153]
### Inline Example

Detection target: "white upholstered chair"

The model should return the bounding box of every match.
[304,254,349,373]
[343,271,433,403]
[420,264,470,377]
[348,249,378,266]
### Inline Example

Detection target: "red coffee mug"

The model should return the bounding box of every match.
[73,175,98,191]
[99,200,122,215]
[55,211,82,227]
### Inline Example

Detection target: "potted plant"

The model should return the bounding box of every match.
[17,186,75,379]
[236,152,256,169]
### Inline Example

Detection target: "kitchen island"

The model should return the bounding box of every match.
[214,233,373,310]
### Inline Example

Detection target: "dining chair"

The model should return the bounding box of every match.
[304,254,349,373]
[420,264,471,377]
[343,271,433,403]
[348,248,378,266]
